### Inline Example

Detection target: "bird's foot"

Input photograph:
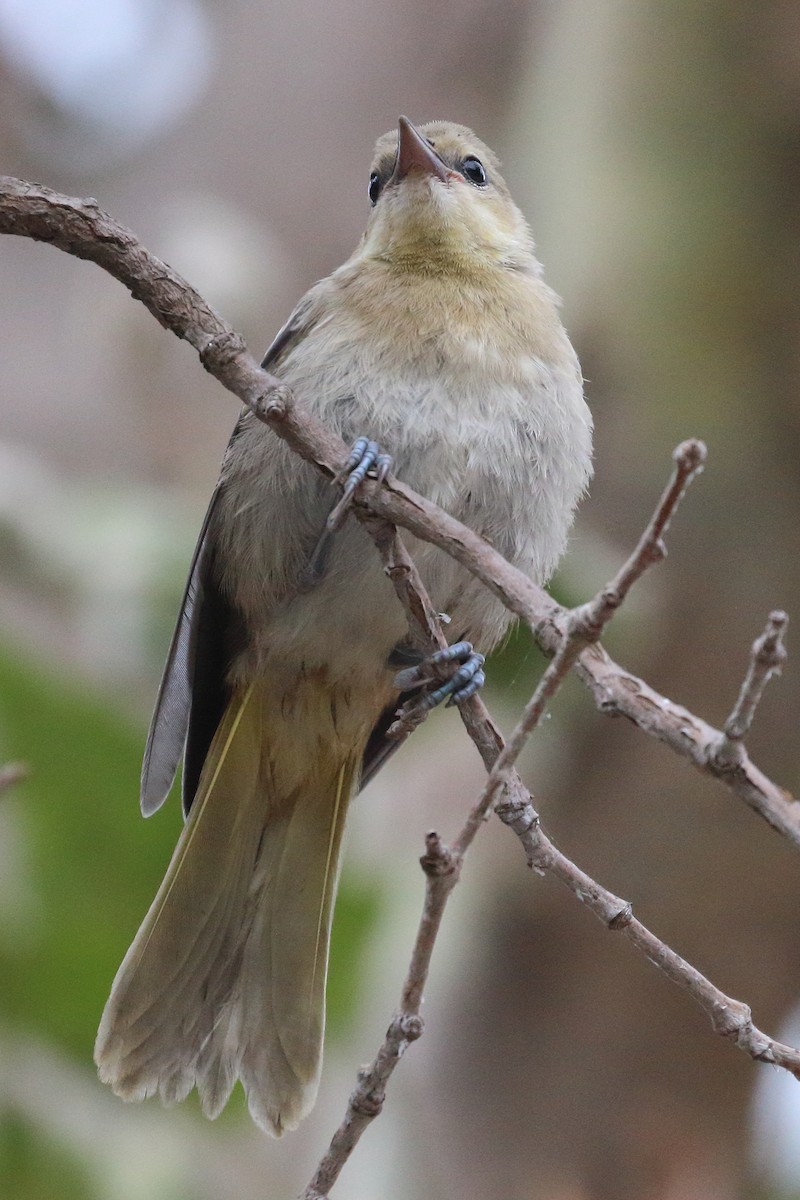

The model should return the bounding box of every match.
[327,437,393,531]
[393,641,486,714]
[297,437,393,591]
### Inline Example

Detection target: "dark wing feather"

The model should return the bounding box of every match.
[139,482,225,816]
[180,538,246,815]
[141,288,325,818]
[261,292,319,371]
[358,691,417,792]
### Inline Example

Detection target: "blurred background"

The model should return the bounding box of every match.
[1,0,800,1197]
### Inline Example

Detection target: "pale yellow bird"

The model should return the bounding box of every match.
[94,117,592,1134]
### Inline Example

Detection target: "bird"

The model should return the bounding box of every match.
[94,116,593,1135]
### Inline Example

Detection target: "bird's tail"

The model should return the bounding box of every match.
[94,675,361,1135]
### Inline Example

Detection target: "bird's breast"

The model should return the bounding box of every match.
[219,265,591,682]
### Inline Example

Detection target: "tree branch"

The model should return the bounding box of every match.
[302,453,799,1194]
[520,820,800,1076]
[2,175,793,850]
[2,176,799,1197]
[712,610,789,764]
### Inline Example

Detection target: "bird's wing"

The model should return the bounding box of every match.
[358,694,413,791]
[141,286,332,818]
[260,291,321,372]
[141,412,255,818]
[140,479,226,817]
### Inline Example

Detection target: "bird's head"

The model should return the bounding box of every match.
[359,117,538,277]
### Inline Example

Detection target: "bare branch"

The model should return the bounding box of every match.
[711,611,789,769]
[505,816,800,1076]
[304,531,543,1191]
[304,447,715,1190]
[3,177,800,1198]
[570,437,707,638]
[303,832,458,1200]
[0,177,795,849]
[304,439,800,1192]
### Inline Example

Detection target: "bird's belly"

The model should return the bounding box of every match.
[253,520,409,687]
[222,354,590,686]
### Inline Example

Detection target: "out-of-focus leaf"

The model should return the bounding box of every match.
[327,873,384,1038]
[0,639,383,1061]
[0,1112,98,1200]
[0,642,183,1057]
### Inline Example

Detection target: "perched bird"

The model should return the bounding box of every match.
[94,117,593,1134]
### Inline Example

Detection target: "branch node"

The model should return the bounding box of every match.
[349,1083,385,1119]
[709,735,745,771]
[495,795,540,839]
[716,610,790,758]
[254,382,293,421]
[569,595,614,644]
[198,329,246,372]
[674,437,708,474]
[710,999,753,1040]
[755,610,789,670]
[420,831,457,878]
[396,1013,425,1042]
[607,902,634,930]
[383,559,410,584]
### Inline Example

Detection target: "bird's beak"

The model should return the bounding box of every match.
[390,116,451,185]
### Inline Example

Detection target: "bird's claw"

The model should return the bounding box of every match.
[393,641,486,713]
[297,436,393,590]
[327,437,393,531]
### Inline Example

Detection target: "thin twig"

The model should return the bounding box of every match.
[302,833,458,1200]
[365,521,528,823]
[367,522,447,655]
[569,438,707,638]
[576,640,800,843]
[304,447,704,1192]
[458,440,708,857]
[3,179,800,1197]
[726,611,789,739]
[518,820,800,1076]
[0,177,796,847]
[711,610,789,767]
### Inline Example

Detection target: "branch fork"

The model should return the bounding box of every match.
[711,610,789,769]
[0,177,797,1196]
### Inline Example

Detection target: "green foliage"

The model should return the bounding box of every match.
[0,640,382,1160]
[487,616,546,700]
[0,643,182,1056]
[485,568,587,703]
[0,1113,97,1200]
[328,873,384,1037]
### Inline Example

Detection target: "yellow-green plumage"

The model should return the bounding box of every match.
[96,677,364,1133]
[94,116,592,1135]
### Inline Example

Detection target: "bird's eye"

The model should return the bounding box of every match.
[461,157,488,186]
[368,172,382,205]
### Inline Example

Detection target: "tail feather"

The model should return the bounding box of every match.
[95,678,360,1134]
